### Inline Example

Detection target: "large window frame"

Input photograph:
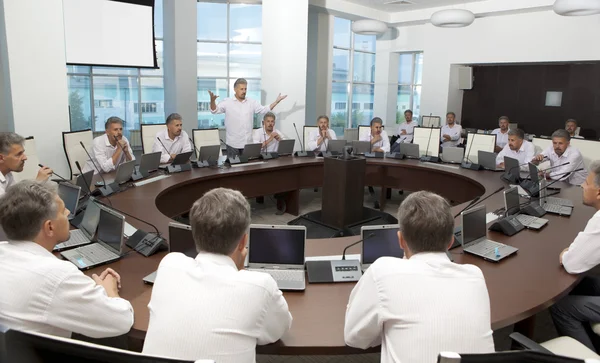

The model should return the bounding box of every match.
[396,52,423,124]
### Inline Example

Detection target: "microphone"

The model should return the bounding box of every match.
[539,161,570,174]
[525,168,585,203]
[342,233,375,260]
[188,137,200,160]
[38,164,70,182]
[460,133,482,170]
[293,122,312,157]
[220,138,239,156]
[156,137,171,155]
[79,141,115,197]
[74,161,95,197]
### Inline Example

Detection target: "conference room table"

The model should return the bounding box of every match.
[82,156,592,354]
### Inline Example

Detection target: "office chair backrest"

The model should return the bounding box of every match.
[192,128,221,153]
[532,137,553,155]
[570,138,600,170]
[12,137,41,182]
[141,124,166,154]
[303,126,318,150]
[63,129,93,180]
[438,350,584,363]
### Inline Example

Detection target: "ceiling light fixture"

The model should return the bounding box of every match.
[351,19,388,35]
[430,9,475,28]
[553,0,600,16]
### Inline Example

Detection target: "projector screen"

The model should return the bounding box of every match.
[63,0,157,68]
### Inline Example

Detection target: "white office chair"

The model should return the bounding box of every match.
[575,126,581,137]
[344,128,358,141]
[192,128,221,154]
[62,129,93,179]
[509,123,518,130]
[128,129,142,151]
[511,332,600,361]
[12,137,40,182]
[303,126,318,151]
[140,124,166,154]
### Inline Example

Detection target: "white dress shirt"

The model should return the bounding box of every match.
[0,171,15,196]
[0,241,134,338]
[142,252,292,363]
[491,128,509,149]
[83,134,135,174]
[495,140,535,171]
[540,145,588,185]
[360,130,390,153]
[562,210,600,274]
[307,129,337,152]
[396,121,417,143]
[252,128,286,153]
[211,98,271,149]
[152,129,192,164]
[345,253,495,363]
[441,124,462,148]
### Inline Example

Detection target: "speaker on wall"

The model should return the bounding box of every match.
[458,67,473,90]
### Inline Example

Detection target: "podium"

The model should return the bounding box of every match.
[321,156,366,229]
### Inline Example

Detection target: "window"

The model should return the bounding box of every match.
[330,17,376,135]
[397,52,423,124]
[334,102,346,110]
[196,1,262,129]
[66,0,165,141]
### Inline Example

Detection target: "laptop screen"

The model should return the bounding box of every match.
[168,224,197,258]
[504,156,520,179]
[529,162,539,184]
[96,208,123,253]
[80,200,101,237]
[461,205,487,245]
[504,187,521,216]
[362,226,403,264]
[248,227,305,265]
[75,170,93,194]
[58,183,80,216]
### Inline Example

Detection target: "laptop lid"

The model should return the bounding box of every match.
[327,139,347,153]
[114,160,135,184]
[168,222,197,258]
[277,139,295,155]
[79,198,101,239]
[171,151,193,165]
[361,224,403,269]
[504,186,521,216]
[504,156,520,180]
[96,206,125,255]
[139,152,161,173]
[400,143,420,158]
[413,127,441,157]
[248,224,306,269]
[478,151,498,170]
[75,170,94,194]
[57,182,81,219]
[460,204,487,246]
[442,147,464,163]
[528,162,540,184]
[351,141,370,155]
[199,145,221,162]
[242,143,262,158]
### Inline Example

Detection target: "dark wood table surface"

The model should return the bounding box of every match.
[83,156,592,354]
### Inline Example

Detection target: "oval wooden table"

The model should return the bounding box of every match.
[84,156,591,354]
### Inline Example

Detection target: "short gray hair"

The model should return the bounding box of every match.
[566,119,577,126]
[189,188,251,255]
[233,78,247,88]
[0,132,25,154]
[0,180,59,241]
[166,113,182,125]
[370,117,383,126]
[263,112,276,121]
[498,116,510,123]
[590,160,600,188]
[552,129,571,141]
[104,116,124,130]
[397,191,454,253]
[507,128,525,140]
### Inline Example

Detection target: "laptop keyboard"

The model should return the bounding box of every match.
[466,240,506,255]
[76,243,118,263]
[543,203,572,215]
[259,269,304,282]
[515,215,537,226]
[54,230,90,250]
[545,196,574,207]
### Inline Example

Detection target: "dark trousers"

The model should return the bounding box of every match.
[551,275,600,351]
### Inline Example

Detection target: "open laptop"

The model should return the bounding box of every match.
[327,139,347,155]
[240,143,262,160]
[351,140,371,155]
[198,145,221,165]
[246,224,306,291]
[504,186,548,230]
[460,205,518,262]
[360,224,403,270]
[143,222,197,285]
[75,170,94,194]
[501,156,523,183]
[133,151,161,180]
[160,151,194,168]
[113,160,136,185]
[539,179,573,216]
[55,198,101,251]
[57,182,81,220]
[277,139,295,156]
[478,151,503,171]
[60,205,125,270]
[441,147,464,164]
[400,143,420,158]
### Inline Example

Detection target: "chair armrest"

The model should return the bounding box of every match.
[509,332,554,354]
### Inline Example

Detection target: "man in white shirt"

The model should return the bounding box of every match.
[0,180,133,338]
[83,117,135,174]
[307,115,337,152]
[143,188,292,363]
[345,191,494,363]
[152,113,192,164]
[252,112,286,153]
[532,129,588,185]
[491,116,510,152]
[441,112,462,148]
[209,78,287,154]
[395,109,417,144]
[360,117,390,153]
[551,161,600,350]
[495,128,535,171]
[0,132,52,196]
[566,119,584,139]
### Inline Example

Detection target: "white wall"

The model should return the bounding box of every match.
[306,10,334,126]
[0,0,70,176]
[374,28,400,130]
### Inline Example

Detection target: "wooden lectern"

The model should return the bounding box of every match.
[322,156,366,229]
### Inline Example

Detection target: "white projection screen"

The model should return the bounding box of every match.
[63,0,157,68]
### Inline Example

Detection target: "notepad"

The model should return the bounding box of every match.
[133,174,170,187]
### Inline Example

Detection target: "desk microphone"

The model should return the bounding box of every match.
[539,161,571,174]
[293,123,313,157]
[188,137,200,160]
[74,161,96,197]
[156,137,171,155]
[79,141,115,197]
[419,126,440,163]
[342,233,375,260]
[522,168,585,204]
[38,164,70,183]
[220,138,247,165]
[460,133,482,170]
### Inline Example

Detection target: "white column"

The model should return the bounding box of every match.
[0,0,70,176]
[261,0,309,151]
[374,28,399,131]
[306,10,333,126]
[163,0,197,137]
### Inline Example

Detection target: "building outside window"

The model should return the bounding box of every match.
[397,52,423,124]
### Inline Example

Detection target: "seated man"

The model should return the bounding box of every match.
[566,119,584,139]
[143,188,292,363]
[0,132,52,196]
[345,191,494,363]
[495,128,534,171]
[152,113,192,164]
[0,180,133,338]
[253,111,286,153]
[83,116,135,174]
[532,129,588,185]
[441,112,462,148]
[395,109,417,144]
[307,115,337,152]
[361,117,390,153]
[491,116,510,152]
[551,161,600,350]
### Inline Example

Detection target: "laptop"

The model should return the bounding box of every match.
[133,151,161,180]
[246,224,306,291]
[360,224,403,270]
[504,186,548,230]
[277,139,295,156]
[57,182,81,220]
[460,205,518,262]
[113,160,136,185]
[351,141,371,155]
[478,151,503,171]
[60,205,126,270]
[539,179,573,216]
[75,170,94,194]
[198,145,221,165]
[327,139,347,154]
[400,143,420,158]
[241,143,263,160]
[160,150,194,168]
[502,156,523,183]
[55,198,101,251]
[441,147,464,164]
[143,222,197,285]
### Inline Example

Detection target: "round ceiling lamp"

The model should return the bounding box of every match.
[553,0,600,16]
[430,9,475,28]
[351,19,388,35]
